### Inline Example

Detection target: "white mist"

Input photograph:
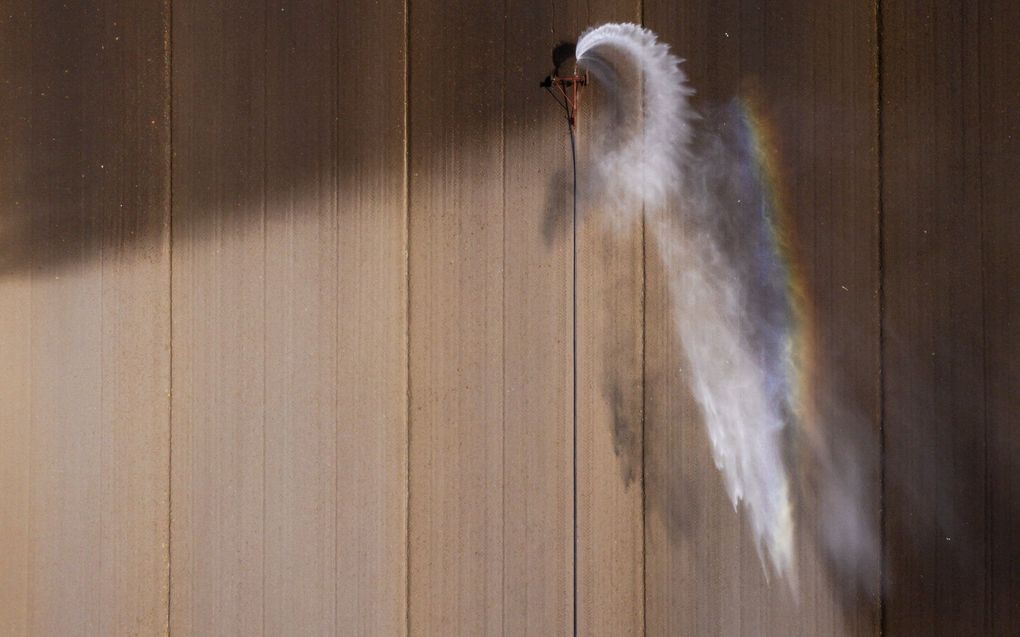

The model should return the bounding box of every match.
[576,22,797,581]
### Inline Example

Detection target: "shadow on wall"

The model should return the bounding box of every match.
[0,1,400,279]
[0,3,169,278]
[882,318,1020,630]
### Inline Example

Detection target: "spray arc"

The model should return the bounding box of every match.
[544,23,798,583]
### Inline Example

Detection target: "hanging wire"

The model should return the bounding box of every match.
[563,90,580,637]
[543,72,581,635]
[545,83,572,118]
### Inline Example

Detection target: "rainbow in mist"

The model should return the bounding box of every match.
[734,92,819,437]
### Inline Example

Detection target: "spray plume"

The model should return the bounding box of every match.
[573,23,877,586]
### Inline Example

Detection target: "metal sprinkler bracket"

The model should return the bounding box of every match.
[540,41,588,129]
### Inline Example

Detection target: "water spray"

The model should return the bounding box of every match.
[542,23,881,592]
[544,23,799,583]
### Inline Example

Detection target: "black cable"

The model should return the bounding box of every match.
[567,118,579,637]
[545,84,571,117]
[541,79,579,631]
